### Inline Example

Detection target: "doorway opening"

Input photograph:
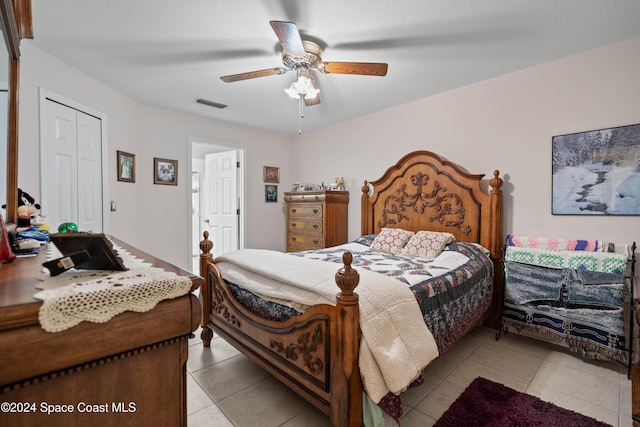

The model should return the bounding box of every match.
[189,138,245,273]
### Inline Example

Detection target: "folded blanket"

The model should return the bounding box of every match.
[507,235,601,252]
[214,249,439,403]
[505,261,624,308]
[505,246,627,274]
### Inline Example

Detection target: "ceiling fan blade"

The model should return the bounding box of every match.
[322,62,388,76]
[270,21,306,58]
[220,67,289,83]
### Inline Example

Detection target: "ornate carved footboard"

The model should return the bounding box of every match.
[199,235,363,427]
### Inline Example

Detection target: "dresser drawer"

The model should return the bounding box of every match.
[288,234,324,249]
[288,219,323,234]
[288,204,323,218]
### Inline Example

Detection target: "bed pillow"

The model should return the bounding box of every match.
[369,228,414,255]
[399,230,455,260]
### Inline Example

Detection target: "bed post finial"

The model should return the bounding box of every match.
[361,181,372,236]
[199,231,213,276]
[332,251,363,426]
[335,251,359,303]
[490,170,503,191]
[199,231,214,347]
[361,180,369,197]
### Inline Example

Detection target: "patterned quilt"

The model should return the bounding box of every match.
[228,239,494,354]
[222,238,494,422]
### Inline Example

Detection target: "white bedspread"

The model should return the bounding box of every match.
[215,249,439,403]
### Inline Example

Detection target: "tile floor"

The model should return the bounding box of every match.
[185,325,632,426]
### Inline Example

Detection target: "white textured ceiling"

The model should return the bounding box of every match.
[29,1,640,135]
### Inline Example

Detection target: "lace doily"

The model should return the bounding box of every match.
[34,240,193,333]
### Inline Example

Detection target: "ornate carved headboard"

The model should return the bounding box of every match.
[361,150,503,260]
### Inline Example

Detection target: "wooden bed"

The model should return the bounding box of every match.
[199,150,504,427]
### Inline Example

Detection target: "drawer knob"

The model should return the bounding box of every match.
[313,209,319,214]
[291,223,297,227]
[291,237,296,241]
[291,208,297,213]
[313,224,318,229]
[313,239,319,245]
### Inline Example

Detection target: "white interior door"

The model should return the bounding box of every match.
[202,150,238,257]
[41,99,103,232]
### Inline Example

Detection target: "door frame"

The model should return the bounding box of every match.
[38,88,109,233]
[188,136,246,269]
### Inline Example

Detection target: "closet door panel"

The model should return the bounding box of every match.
[42,100,78,228]
[76,111,103,232]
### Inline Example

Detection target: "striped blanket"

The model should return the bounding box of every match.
[506,235,601,252]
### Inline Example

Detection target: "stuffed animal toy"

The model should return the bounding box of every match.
[15,188,41,227]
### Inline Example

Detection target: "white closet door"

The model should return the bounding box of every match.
[42,99,103,232]
[76,111,103,232]
[42,100,79,229]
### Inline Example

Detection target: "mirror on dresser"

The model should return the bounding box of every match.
[0,22,7,219]
[0,0,32,225]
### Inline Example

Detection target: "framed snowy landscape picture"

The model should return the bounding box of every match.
[552,123,640,215]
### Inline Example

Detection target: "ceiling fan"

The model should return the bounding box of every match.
[220,21,389,106]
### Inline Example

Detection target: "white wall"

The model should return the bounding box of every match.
[18,41,292,269]
[291,37,640,252]
[15,36,640,270]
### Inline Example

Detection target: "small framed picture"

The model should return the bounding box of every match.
[264,166,280,183]
[265,185,278,202]
[117,150,135,183]
[154,158,178,186]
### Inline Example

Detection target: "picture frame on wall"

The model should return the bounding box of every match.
[117,150,135,183]
[552,123,640,215]
[263,166,280,183]
[265,185,277,203]
[154,158,178,186]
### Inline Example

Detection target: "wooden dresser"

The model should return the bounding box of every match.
[284,190,349,252]
[0,237,202,427]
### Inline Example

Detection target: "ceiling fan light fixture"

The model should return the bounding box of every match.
[284,75,319,100]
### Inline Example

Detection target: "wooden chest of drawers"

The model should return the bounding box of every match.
[284,191,349,252]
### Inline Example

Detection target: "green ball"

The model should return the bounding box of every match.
[58,222,78,233]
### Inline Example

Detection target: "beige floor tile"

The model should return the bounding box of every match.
[187,373,215,415]
[469,342,543,381]
[400,374,444,408]
[526,384,619,426]
[444,357,530,392]
[621,375,633,418]
[529,359,620,413]
[187,337,242,374]
[217,377,321,427]
[422,347,467,380]
[187,402,234,427]
[413,378,465,420]
[399,408,437,427]
[488,328,560,359]
[444,333,487,357]
[191,354,271,402]
[280,408,333,427]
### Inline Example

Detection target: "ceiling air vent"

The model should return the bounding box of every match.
[196,98,228,109]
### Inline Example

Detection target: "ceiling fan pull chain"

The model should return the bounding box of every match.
[298,96,304,135]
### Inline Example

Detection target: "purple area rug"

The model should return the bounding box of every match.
[434,377,612,427]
